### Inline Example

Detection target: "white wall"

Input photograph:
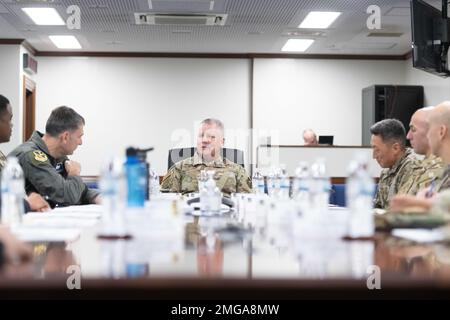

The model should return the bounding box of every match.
[0,45,21,154]
[257,146,381,178]
[404,58,450,106]
[35,57,251,176]
[252,59,406,150]
[32,55,450,177]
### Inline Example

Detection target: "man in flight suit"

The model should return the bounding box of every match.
[9,106,100,207]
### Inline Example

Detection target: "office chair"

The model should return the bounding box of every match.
[167,147,245,170]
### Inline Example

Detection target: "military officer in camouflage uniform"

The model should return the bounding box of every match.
[397,107,444,195]
[371,119,416,209]
[0,95,12,171]
[161,118,251,195]
[0,94,49,212]
[390,101,450,212]
[428,102,450,193]
[9,106,100,207]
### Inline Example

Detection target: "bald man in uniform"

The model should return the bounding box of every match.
[390,101,450,211]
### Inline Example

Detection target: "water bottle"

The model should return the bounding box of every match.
[310,158,330,215]
[346,154,375,238]
[267,167,280,197]
[278,165,290,199]
[125,148,147,208]
[1,157,25,227]
[252,168,265,194]
[200,171,215,215]
[148,168,160,199]
[211,185,222,215]
[198,170,208,193]
[203,171,221,215]
[99,157,127,237]
[293,161,310,202]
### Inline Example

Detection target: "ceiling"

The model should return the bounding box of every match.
[0,0,445,55]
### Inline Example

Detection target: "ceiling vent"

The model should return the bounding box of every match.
[367,32,403,37]
[135,13,227,26]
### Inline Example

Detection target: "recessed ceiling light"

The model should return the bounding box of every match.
[22,7,65,25]
[49,35,82,49]
[299,11,341,29]
[281,39,314,52]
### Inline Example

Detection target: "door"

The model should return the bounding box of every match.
[23,76,36,142]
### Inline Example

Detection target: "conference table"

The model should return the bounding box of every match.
[1,199,450,300]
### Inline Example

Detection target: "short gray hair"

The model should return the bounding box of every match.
[200,118,224,133]
[370,119,406,149]
[46,106,85,137]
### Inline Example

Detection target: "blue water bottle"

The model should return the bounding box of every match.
[125,147,147,208]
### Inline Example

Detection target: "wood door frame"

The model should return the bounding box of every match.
[22,75,36,142]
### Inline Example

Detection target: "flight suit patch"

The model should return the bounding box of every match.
[30,150,50,165]
[33,150,48,162]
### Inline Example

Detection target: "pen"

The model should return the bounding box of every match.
[425,180,435,198]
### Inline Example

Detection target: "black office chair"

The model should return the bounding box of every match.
[167,147,245,170]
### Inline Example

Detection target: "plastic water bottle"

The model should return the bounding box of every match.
[206,171,221,215]
[267,167,280,197]
[99,158,127,237]
[278,165,290,199]
[252,168,265,194]
[201,171,221,215]
[346,154,375,238]
[1,157,25,227]
[125,147,146,208]
[310,158,330,214]
[198,170,208,193]
[148,168,160,199]
[293,161,310,202]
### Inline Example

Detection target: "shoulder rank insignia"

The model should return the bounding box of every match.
[33,150,48,162]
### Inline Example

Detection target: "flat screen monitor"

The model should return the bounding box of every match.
[318,136,334,145]
[411,0,450,77]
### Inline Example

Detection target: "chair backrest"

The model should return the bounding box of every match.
[168,147,245,170]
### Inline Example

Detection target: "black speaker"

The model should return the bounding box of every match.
[362,85,424,146]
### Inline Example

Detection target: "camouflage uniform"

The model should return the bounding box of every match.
[0,151,6,171]
[435,165,450,192]
[8,131,100,207]
[397,154,444,195]
[161,152,252,196]
[373,148,416,209]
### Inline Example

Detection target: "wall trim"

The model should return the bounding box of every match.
[35,51,412,60]
[1,39,413,61]
[0,39,24,45]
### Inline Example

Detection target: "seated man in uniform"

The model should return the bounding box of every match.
[390,101,450,211]
[397,106,443,195]
[161,118,251,195]
[9,106,101,207]
[0,94,49,212]
[371,119,416,209]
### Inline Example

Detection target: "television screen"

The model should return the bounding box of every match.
[411,0,450,77]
